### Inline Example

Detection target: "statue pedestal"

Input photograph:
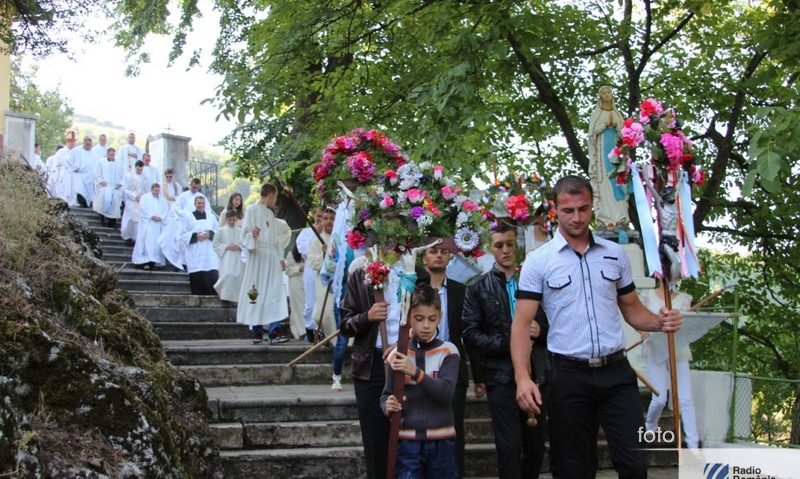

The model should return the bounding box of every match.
[147,133,191,187]
[3,111,36,166]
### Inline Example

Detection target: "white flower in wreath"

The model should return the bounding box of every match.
[397,163,422,189]
[418,161,432,171]
[456,211,469,226]
[453,195,468,207]
[454,227,480,252]
[397,191,408,204]
[417,214,433,227]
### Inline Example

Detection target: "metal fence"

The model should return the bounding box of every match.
[188,160,219,208]
[731,374,800,447]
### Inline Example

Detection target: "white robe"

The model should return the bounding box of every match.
[120,172,148,241]
[296,226,317,329]
[45,154,60,195]
[182,212,219,273]
[213,225,244,302]
[284,251,306,339]
[162,180,183,207]
[142,165,160,190]
[92,144,108,160]
[117,143,143,172]
[54,146,75,203]
[67,147,97,206]
[308,232,336,336]
[159,208,194,268]
[132,193,169,265]
[175,190,204,213]
[236,203,291,326]
[93,159,126,219]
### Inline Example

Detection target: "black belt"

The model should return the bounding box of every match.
[550,350,627,368]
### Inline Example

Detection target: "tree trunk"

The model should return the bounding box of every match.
[790,383,800,445]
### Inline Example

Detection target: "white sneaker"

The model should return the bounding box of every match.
[331,375,343,391]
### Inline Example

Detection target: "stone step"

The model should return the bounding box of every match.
[131,294,229,308]
[152,321,251,341]
[103,245,135,256]
[179,363,341,387]
[164,340,334,365]
[103,252,133,264]
[218,443,676,478]
[141,307,237,323]
[118,268,189,283]
[118,279,191,294]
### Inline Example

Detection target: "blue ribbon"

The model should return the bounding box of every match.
[506,276,518,322]
[602,127,627,201]
[631,167,662,277]
[397,271,418,302]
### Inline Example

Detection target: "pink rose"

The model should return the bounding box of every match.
[433,165,444,180]
[406,188,426,203]
[379,195,394,209]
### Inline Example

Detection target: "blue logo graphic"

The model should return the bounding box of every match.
[704,463,729,479]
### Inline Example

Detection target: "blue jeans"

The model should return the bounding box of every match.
[332,304,348,376]
[396,438,458,479]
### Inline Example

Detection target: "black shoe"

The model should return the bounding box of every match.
[305,329,316,344]
[268,335,290,344]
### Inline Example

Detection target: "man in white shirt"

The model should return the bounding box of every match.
[117,132,143,172]
[92,134,109,160]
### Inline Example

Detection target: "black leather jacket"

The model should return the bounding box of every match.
[339,268,381,381]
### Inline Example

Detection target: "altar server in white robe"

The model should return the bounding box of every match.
[213,210,244,303]
[67,136,98,207]
[161,168,183,207]
[183,195,220,295]
[236,183,292,343]
[45,145,64,195]
[120,160,148,242]
[284,244,306,339]
[296,208,324,339]
[175,178,205,212]
[132,183,169,270]
[308,208,336,338]
[117,132,143,172]
[93,147,125,227]
[142,153,160,188]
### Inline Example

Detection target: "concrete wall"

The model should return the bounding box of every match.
[148,133,191,187]
[3,111,36,166]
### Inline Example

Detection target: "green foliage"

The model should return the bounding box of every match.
[9,59,74,154]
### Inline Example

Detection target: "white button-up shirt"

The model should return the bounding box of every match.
[518,229,635,359]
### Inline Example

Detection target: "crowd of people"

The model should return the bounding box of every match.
[41,129,692,478]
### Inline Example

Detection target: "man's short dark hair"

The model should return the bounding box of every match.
[552,175,593,205]
[492,222,517,237]
[410,283,441,312]
[261,183,277,197]
[107,147,116,153]
[135,160,144,168]
[225,209,239,219]
[191,178,201,185]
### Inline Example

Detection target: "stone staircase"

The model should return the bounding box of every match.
[70,207,678,478]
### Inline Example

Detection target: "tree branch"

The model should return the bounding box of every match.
[698,225,796,241]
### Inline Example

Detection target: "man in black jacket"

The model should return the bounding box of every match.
[463,224,545,479]
[417,245,482,477]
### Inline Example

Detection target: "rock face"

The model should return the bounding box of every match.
[0,166,218,478]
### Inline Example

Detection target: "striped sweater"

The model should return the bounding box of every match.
[380,338,460,440]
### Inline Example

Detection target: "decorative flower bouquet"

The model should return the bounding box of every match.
[482,172,555,230]
[608,98,705,188]
[364,260,391,289]
[312,128,408,204]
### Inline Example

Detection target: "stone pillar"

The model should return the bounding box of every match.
[0,29,9,131]
[147,133,191,188]
[3,111,36,166]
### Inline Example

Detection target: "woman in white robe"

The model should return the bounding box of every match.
[120,161,148,241]
[213,210,244,303]
[132,184,169,269]
[236,185,291,341]
[93,148,125,227]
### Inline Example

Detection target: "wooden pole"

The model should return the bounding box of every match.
[385,304,412,479]
[375,289,389,354]
[689,288,724,312]
[633,367,660,397]
[287,330,340,368]
[280,184,325,245]
[662,278,682,449]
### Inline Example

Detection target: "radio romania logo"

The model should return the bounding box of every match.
[704,463,729,479]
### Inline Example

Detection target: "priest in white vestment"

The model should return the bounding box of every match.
[132,183,169,270]
[295,208,323,340]
[54,131,77,203]
[117,132,143,172]
[213,210,244,303]
[182,195,220,295]
[92,134,109,160]
[236,184,292,342]
[142,153,160,189]
[161,168,183,207]
[175,179,205,213]
[93,147,125,227]
[121,161,148,242]
[67,136,98,207]
[308,208,336,338]
[45,145,64,196]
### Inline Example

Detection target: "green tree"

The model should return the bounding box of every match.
[9,59,74,154]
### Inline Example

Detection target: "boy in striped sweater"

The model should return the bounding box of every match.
[381,283,460,478]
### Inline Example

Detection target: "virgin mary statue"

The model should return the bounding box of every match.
[588,86,629,230]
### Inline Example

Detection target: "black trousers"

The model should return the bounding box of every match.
[452,380,467,478]
[548,357,647,479]
[353,349,390,479]
[486,381,544,479]
[189,270,218,295]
